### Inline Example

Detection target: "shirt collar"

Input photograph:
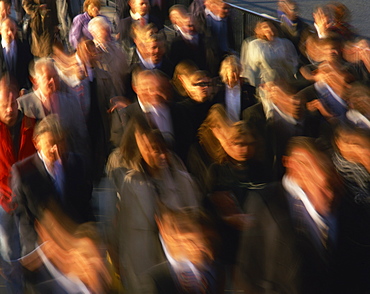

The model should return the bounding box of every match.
[205,8,222,21]
[130,10,148,21]
[1,38,14,50]
[136,48,155,69]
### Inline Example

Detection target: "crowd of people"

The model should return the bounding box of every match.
[0,0,370,292]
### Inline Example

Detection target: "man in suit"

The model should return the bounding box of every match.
[117,0,163,53]
[235,136,341,294]
[11,114,94,292]
[142,207,222,294]
[0,17,33,91]
[243,81,323,180]
[17,58,89,157]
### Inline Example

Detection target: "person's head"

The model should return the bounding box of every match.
[334,123,370,173]
[219,121,258,162]
[77,39,100,68]
[181,70,212,102]
[0,0,11,21]
[177,14,197,36]
[327,2,350,24]
[156,206,214,267]
[207,0,229,19]
[132,69,169,105]
[119,116,168,174]
[88,16,112,45]
[280,0,298,21]
[146,34,166,64]
[132,22,158,59]
[83,0,101,18]
[32,58,60,99]
[33,114,65,163]
[169,4,188,26]
[284,137,340,215]
[255,20,278,41]
[0,17,16,45]
[0,75,18,127]
[129,0,149,16]
[219,55,241,88]
[172,60,198,96]
[318,36,343,62]
[347,82,370,119]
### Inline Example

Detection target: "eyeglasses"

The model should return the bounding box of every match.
[192,82,211,87]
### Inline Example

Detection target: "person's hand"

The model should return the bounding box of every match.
[108,96,130,113]
[306,99,333,119]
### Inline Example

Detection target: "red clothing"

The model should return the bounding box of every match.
[0,116,36,212]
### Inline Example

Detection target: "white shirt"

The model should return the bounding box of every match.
[225,84,241,122]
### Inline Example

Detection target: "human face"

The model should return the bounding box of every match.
[210,1,229,19]
[35,65,60,99]
[259,22,275,41]
[135,132,168,170]
[130,0,149,16]
[0,19,16,45]
[273,91,304,120]
[179,16,196,36]
[284,147,335,215]
[336,132,370,173]
[135,74,167,106]
[284,3,298,21]
[225,67,239,88]
[158,216,211,267]
[0,87,17,126]
[187,77,211,102]
[147,41,165,64]
[35,132,60,164]
[223,134,256,162]
[321,44,340,62]
[87,4,99,18]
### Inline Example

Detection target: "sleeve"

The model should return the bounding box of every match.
[69,15,83,49]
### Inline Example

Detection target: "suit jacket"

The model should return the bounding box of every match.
[235,182,335,294]
[0,38,33,90]
[17,90,89,156]
[11,152,93,256]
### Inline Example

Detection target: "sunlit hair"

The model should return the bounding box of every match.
[33,114,65,147]
[88,15,111,34]
[172,60,198,97]
[198,104,256,163]
[131,22,157,41]
[83,0,101,12]
[254,19,278,40]
[219,55,241,85]
[30,57,56,79]
[286,136,340,189]
[119,116,168,172]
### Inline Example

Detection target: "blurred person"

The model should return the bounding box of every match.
[297,61,356,120]
[171,59,199,100]
[243,80,323,180]
[240,20,298,87]
[17,58,89,156]
[214,55,256,122]
[116,0,163,52]
[22,0,59,57]
[116,69,180,149]
[130,25,174,78]
[88,16,129,97]
[0,17,33,91]
[169,12,221,76]
[142,206,222,294]
[69,0,110,49]
[332,123,370,293]
[164,4,188,46]
[0,76,36,293]
[205,117,267,288]
[177,70,216,161]
[107,116,201,293]
[195,0,235,55]
[53,39,120,182]
[235,136,342,294]
[0,0,11,24]
[277,0,310,65]
[11,114,94,292]
[326,2,356,41]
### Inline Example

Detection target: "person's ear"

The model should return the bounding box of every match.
[282,155,290,168]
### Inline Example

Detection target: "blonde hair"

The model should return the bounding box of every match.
[219,55,241,84]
